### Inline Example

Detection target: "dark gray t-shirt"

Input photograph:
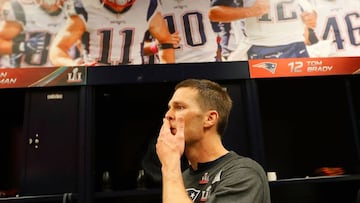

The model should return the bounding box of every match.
[183,151,271,203]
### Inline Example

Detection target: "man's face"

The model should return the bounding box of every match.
[102,0,135,13]
[165,87,206,143]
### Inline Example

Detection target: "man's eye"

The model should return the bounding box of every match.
[176,106,184,110]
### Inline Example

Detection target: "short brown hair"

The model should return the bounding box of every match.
[175,79,232,136]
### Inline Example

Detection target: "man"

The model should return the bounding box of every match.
[49,0,175,66]
[307,0,360,57]
[208,0,316,60]
[156,79,271,203]
[0,0,68,68]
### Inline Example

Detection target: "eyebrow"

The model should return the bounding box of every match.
[168,100,182,107]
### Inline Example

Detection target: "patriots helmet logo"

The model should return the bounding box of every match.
[252,62,277,74]
[186,188,200,201]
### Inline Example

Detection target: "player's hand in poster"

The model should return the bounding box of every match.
[12,33,45,55]
[144,31,181,56]
[73,57,98,66]
[170,31,181,49]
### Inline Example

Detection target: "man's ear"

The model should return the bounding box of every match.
[204,110,218,128]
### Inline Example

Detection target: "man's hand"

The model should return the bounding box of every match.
[156,117,185,168]
[12,32,45,54]
[170,31,181,48]
[301,11,317,29]
[250,0,270,17]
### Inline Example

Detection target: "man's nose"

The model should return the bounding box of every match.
[165,109,174,121]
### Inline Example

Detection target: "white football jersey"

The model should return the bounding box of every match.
[75,0,161,65]
[243,0,306,46]
[160,0,218,62]
[310,0,360,57]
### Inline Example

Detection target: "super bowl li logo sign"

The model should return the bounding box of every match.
[67,67,83,83]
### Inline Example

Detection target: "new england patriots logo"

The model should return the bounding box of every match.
[253,62,277,74]
[186,188,200,201]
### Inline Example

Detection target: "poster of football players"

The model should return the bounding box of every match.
[0,0,359,82]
